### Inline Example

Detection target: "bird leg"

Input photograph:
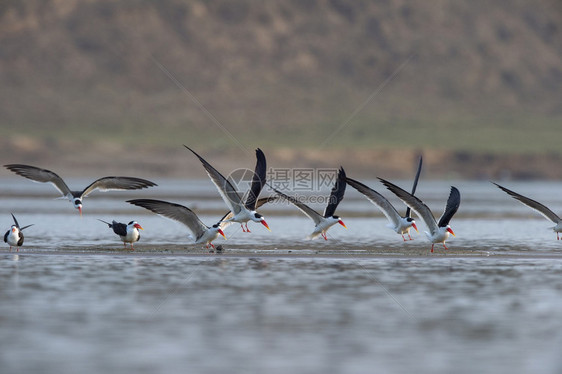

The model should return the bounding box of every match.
[443,243,449,250]
[321,232,328,241]
[430,244,434,253]
[558,233,560,240]
[408,233,413,241]
[245,223,251,233]
[401,234,407,242]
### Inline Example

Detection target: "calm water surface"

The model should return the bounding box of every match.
[2,178,562,373]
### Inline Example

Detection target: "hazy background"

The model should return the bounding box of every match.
[1,0,561,179]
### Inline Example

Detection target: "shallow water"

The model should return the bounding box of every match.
[2,178,562,373]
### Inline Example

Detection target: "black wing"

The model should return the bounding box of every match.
[493,182,561,223]
[244,148,267,210]
[184,145,243,214]
[81,176,157,197]
[3,230,7,243]
[4,164,72,197]
[379,177,438,234]
[323,167,346,218]
[406,155,423,218]
[128,199,209,241]
[437,186,461,227]
[11,213,20,229]
[111,221,128,236]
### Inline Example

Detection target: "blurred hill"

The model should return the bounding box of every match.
[0,0,561,179]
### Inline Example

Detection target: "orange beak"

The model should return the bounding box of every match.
[412,223,419,233]
[218,228,226,239]
[134,224,144,230]
[261,220,271,232]
[447,227,456,237]
[339,219,347,229]
[12,227,16,233]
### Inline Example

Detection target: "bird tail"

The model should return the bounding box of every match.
[97,219,112,227]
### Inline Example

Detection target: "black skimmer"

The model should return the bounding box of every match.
[379,178,460,252]
[274,167,347,240]
[184,146,270,232]
[4,213,34,252]
[493,183,562,240]
[346,156,422,241]
[127,199,227,249]
[98,219,143,250]
[4,164,157,215]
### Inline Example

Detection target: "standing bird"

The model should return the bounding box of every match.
[346,156,423,241]
[379,179,460,253]
[4,164,157,215]
[184,146,270,233]
[127,199,227,249]
[274,167,347,240]
[493,183,562,240]
[4,213,34,252]
[98,219,143,250]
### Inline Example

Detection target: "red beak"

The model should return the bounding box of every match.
[339,219,347,229]
[218,229,226,239]
[447,227,455,237]
[261,220,271,231]
[78,206,82,217]
[412,223,419,233]
[134,224,144,230]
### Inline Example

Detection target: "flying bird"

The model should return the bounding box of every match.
[274,167,347,240]
[127,199,226,249]
[346,156,423,241]
[493,182,562,240]
[4,213,34,252]
[4,164,157,215]
[219,196,278,231]
[379,178,460,252]
[184,146,270,233]
[98,219,143,250]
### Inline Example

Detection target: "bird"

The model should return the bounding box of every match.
[4,213,34,252]
[379,178,460,253]
[184,146,270,233]
[98,219,143,250]
[4,164,157,215]
[127,199,227,249]
[493,182,562,240]
[274,167,347,240]
[218,196,279,231]
[346,156,423,241]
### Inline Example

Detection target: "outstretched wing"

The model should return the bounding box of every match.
[81,176,157,198]
[244,148,267,210]
[184,146,244,215]
[406,155,423,218]
[4,164,72,197]
[493,183,560,224]
[379,177,439,234]
[346,177,402,227]
[274,188,323,225]
[128,199,208,241]
[323,167,346,218]
[437,186,461,227]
